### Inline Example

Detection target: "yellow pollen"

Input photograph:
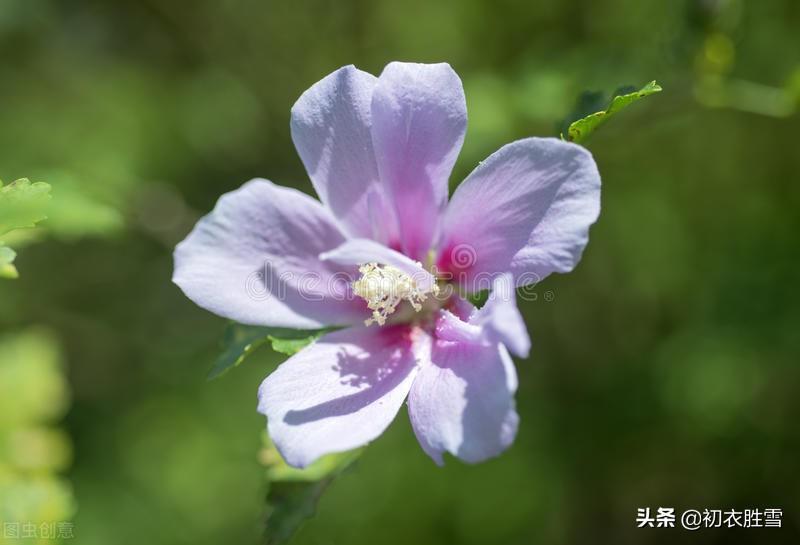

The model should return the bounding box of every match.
[352,262,439,326]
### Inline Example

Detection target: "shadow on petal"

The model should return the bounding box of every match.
[284,336,417,425]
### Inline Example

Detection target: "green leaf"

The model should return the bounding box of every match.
[0,179,52,279]
[208,323,330,380]
[0,244,18,279]
[557,89,608,136]
[260,435,362,545]
[207,324,273,380]
[465,288,489,308]
[564,81,663,144]
[268,332,324,356]
[264,479,331,545]
[0,179,52,236]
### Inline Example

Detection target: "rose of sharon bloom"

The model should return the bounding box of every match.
[173,62,601,467]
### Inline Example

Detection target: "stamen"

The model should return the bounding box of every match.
[352,262,439,326]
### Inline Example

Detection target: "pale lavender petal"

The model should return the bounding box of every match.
[472,273,531,358]
[434,309,482,345]
[291,65,399,244]
[436,277,530,358]
[431,313,519,394]
[173,179,366,329]
[319,238,437,292]
[439,137,601,288]
[258,325,418,468]
[448,294,477,322]
[371,62,467,260]
[409,335,519,465]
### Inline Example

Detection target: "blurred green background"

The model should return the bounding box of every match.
[1,0,798,543]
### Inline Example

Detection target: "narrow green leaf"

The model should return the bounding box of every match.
[268,332,324,356]
[260,435,362,545]
[0,179,52,236]
[264,479,331,545]
[208,323,331,380]
[564,81,663,144]
[207,324,272,380]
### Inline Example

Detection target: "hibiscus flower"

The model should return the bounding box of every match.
[173,62,601,467]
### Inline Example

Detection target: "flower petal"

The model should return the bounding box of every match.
[436,276,530,358]
[435,309,483,345]
[439,137,601,288]
[258,325,419,468]
[173,179,365,329]
[371,62,467,260]
[444,294,478,322]
[472,273,531,358]
[319,238,437,293]
[409,333,519,465]
[291,65,399,244]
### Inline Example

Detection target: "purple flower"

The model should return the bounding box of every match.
[173,63,601,467]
